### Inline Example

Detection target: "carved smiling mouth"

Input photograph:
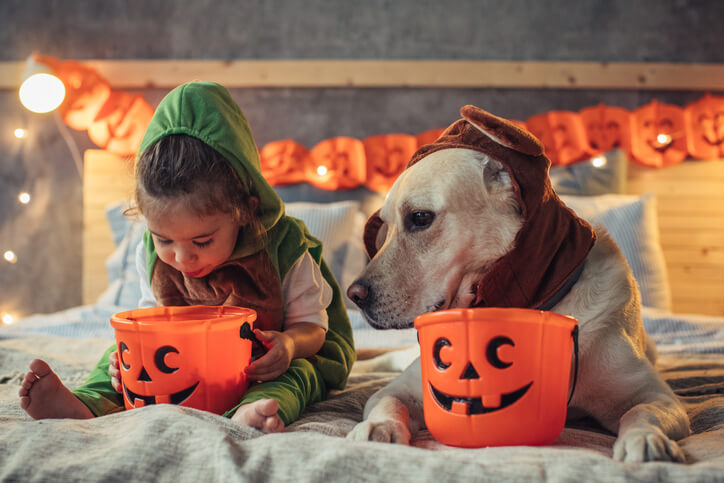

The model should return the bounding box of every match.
[123,381,200,407]
[430,381,533,415]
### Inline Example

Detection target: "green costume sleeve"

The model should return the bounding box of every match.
[71,344,125,416]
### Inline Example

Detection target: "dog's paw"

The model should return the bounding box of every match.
[346,419,411,445]
[613,427,686,463]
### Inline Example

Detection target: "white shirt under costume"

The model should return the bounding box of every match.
[135,240,332,330]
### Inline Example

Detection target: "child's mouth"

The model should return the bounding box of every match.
[183,269,204,278]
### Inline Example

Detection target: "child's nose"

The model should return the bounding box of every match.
[176,248,197,263]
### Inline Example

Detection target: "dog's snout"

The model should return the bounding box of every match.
[347,280,371,308]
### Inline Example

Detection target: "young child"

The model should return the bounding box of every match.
[18,81,356,431]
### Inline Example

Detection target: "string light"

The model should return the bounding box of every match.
[14,128,27,139]
[316,165,328,176]
[19,72,66,113]
[3,251,17,264]
[1,313,15,325]
[18,192,31,204]
[656,133,672,145]
[591,156,607,168]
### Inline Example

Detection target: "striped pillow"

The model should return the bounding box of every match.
[560,193,671,312]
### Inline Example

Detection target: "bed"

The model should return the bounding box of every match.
[1,148,724,481]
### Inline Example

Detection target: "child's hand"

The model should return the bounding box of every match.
[244,329,294,382]
[108,350,122,393]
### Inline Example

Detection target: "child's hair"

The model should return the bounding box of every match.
[132,134,264,241]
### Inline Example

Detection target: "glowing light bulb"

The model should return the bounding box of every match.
[2,313,15,325]
[14,128,27,139]
[19,73,66,113]
[591,156,607,168]
[656,133,672,145]
[3,251,17,264]
[316,165,328,176]
[18,192,31,204]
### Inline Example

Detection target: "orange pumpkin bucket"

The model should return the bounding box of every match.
[414,307,578,448]
[110,305,257,415]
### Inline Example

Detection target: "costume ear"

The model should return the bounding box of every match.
[461,105,543,156]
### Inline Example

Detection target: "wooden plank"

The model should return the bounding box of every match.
[4,59,724,90]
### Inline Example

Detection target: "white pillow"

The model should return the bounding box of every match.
[560,193,672,312]
[285,201,367,309]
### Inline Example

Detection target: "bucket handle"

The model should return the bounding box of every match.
[240,322,269,358]
[567,325,579,406]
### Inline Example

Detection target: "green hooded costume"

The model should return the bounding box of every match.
[72,82,356,424]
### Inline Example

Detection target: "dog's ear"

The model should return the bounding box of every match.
[461,105,543,156]
[481,156,513,194]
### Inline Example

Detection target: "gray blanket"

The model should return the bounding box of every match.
[1,337,723,482]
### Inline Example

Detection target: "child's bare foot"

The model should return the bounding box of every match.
[230,399,285,433]
[18,359,94,420]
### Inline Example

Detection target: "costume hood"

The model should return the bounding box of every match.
[363,105,596,310]
[138,81,286,267]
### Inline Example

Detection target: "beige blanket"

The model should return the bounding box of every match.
[1,336,723,482]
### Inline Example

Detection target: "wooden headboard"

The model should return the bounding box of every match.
[82,149,724,316]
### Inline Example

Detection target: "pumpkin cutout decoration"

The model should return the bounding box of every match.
[579,104,633,155]
[307,137,367,190]
[684,94,724,160]
[414,308,578,448]
[525,111,589,166]
[630,100,687,168]
[259,139,310,186]
[110,305,256,415]
[363,134,418,192]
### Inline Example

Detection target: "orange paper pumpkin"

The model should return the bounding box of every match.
[259,139,310,186]
[34,54,112,131]
[525,111,589,166]
[630,100,687,167]
[416,128,445,147]
[415,308,577,448]
[307,137,367,190]
[88,92,154,156]
[363,134,417,192]
[684,94,724,159]
[110,306,255,415]
[579,104,632,154]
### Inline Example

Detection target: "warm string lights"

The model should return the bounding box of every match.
[2,128,34,325]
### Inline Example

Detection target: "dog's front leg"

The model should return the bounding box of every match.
[579,348,690,463]
[347,358,424,444]
[611,381,690,463]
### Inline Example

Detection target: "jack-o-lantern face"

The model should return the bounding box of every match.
[525,111,589,166]
[684,94,724,159]
[118,341,199,407]
[415,308,577,448]
[111,306,255,415]
[429,335,533,415]
[631,100,687,167]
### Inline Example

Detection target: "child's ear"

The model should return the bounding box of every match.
[248,196,259,215]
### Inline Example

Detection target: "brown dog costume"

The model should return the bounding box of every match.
[363,105,597,310]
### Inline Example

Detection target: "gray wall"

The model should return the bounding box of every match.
[1,0,723,316]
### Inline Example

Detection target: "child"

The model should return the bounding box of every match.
[18,81,356,431]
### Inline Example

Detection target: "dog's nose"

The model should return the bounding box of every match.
[347,281,370,308]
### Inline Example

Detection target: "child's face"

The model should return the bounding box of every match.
[146,200,240,278]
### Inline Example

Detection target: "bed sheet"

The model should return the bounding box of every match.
[0,337,723,481]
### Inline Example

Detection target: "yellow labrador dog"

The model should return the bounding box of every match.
[346,105,690,462]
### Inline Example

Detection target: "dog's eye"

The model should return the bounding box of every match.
[406,211,435,231]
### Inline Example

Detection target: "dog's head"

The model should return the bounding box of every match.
[348,148,523,329]
[347,105,596,330]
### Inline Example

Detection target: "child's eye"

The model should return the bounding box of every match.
[155,238,172,246]
[193,239,213,248]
